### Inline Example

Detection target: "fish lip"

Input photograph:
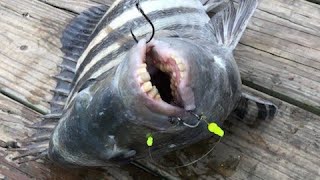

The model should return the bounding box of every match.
[133,39,195,117]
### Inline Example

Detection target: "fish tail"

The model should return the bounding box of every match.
[232,92,278,126]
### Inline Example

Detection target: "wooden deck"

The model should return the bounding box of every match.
[0,0,319,179]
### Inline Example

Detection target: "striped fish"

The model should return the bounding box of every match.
[16,0,277,167]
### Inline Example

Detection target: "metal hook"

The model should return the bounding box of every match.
[130,0,155,43]
[175,116,202,128]
[187,111,202,121]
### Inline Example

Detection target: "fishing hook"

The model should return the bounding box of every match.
[130,0,155,43]
[177,114,201,128]
[187,110,203,121]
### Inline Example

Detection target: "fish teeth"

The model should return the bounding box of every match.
[166,64,171,71]
[178,63,186,72]
[174,58,182,64]
[180,72,186,79]
[170,78,175,85]
[148,86,158,98]
[172,72,176,78]
[155,94,161,101]
[137,67,147,75]
[172,90,177,98]
[170,83,175,90]
[139,72,151,82]
[159,64,165,72]
[139,63,147,68]
[141,82,152,92]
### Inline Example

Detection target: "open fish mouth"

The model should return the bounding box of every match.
[134,40,195,116]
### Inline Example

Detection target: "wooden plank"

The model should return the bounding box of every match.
[0,94,158,180]
[0,0,320,179]
[143,86,320,179]
[236,0,320,114]
[0,0,319,115]
[37,0,113,13]
[0,0,75,113]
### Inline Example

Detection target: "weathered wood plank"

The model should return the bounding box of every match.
[1,0,319,116]
[236,0,320,114]
[143,87,320,179]
[0,94,158,180]
[37,0,113,13]
[0,0,320,179]
[0,0,75,113]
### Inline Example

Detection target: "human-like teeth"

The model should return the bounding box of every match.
[170,78,174,84]
[170,83,175,90]
[139,72,151,82]
[159,64,165,72]
[148,86,158,98]
[180,72,186,79]
[174,58,182,64]
[142,82,152,92]
[172,90,177,98]
[137,67,147,75]
[166,64,171,71]
[172,72,176,78]
[155,94,161,100]
[139,63,147,68]
[178,63,186,71]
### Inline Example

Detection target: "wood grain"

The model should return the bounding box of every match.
[0,0,320,179]
[1,0,319,115]
[236,0,320,115]
[0,94,158,180]
[142,87,320,179]
[37,0,113,13]
[0,0,75,113]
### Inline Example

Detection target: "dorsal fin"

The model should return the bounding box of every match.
[201,0,229,14]
[14,5,108,163]
[51,5,108,114]
[209,0,258,50]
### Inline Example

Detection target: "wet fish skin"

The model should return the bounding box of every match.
[48,0,234,167]
[15,0,273,168]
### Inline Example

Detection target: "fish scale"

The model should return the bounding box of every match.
[16,0,277,170]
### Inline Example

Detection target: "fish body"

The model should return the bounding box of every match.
[18,0,277,167]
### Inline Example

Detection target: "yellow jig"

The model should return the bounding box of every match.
[208,123,224,137]
[146,134,153,147]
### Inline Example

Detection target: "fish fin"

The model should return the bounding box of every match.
[231,92,278,126]
[209,0,258,50]
[52,5,108,114]
[13,115,58,162]
[201,0,229,14]
[14,6,109,164]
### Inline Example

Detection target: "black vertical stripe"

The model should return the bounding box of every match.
[256,102,267,120]
[85,0,138,47]
[69,23,204,102]
[268,104,277,119]
[235,96,249,119]
[74,7,203,87]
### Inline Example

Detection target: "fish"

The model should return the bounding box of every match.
[16,0,277,167]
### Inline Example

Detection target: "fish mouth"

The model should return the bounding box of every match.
[134,40,195,116]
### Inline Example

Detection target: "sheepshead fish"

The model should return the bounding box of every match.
[17,0,277,167]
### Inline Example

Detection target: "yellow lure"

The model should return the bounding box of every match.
[146,135,153,147]
[208,123,224,137]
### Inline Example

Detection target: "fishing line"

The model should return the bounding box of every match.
[131,0,155,43]
[145,111,224,169]
[148,137,222,169]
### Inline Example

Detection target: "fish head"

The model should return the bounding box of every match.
[115,38,221,129]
